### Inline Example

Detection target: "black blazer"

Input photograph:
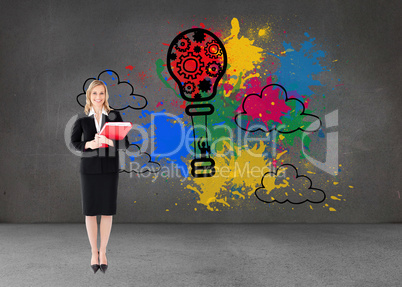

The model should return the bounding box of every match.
[70,110,129,174]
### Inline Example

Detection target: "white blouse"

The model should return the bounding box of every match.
[88,107,108,133]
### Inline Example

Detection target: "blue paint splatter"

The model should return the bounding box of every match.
[318,129,325,138]
[138,109,193,177]
[268,34,328,102]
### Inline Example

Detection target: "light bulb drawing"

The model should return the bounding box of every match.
[167,28,227,177]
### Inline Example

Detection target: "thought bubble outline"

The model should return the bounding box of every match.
[119,143,161,174]
[234,83,322,134]
[255,163,326,204]
[76,69,148,110]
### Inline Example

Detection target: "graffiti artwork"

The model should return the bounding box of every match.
[69,17,346,212]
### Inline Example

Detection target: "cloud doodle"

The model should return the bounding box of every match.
[119,144,161,174]
[76,69,148,110]
[255,164,326,204]
[234,84,322,133]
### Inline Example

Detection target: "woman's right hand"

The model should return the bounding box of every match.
[85,139,101,150]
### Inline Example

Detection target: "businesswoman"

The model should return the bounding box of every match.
[70,80,129,274]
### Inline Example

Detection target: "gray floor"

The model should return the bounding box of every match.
[0,224,401,287]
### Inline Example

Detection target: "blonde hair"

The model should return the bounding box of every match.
[84,80,113,115]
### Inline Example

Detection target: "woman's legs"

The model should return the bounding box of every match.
[99,215,113,265]
[85,216,99,265]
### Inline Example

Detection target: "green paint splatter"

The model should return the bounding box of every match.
[155,59,179,97]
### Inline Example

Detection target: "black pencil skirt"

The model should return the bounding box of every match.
[80,172,119,216]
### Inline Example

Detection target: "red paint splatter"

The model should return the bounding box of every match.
[200,22,205,28]
[179,101,186,109]
[125,65,134,70]
[156,101,164,107]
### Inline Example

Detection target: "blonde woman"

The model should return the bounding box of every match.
[71,80,129,273]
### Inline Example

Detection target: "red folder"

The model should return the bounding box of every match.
[98,122,133,148]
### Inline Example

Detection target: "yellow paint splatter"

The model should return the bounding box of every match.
[223,18,264,97]
[279,134,285,141]
[276,150,287,160]
[232,191,245,199]
[349,186,354,188]
[310,205,313,210]
[185,184,201,195]
[333,182,339,185]
[166,209,169,212]
[329,207,336,211]
[258,29,266,36]
[184,140,288,210]
[331,196,341,201]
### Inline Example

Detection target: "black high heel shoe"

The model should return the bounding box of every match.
[99,252,108,273]
[100,264,108,273]
[91,251,100,274]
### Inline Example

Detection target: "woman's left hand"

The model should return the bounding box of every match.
[95,134,114,146]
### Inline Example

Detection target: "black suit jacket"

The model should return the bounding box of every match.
[70,110,130,174]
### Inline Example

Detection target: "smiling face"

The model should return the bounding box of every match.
[90,84,105,110]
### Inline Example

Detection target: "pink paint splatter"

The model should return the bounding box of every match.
[156,101,163,108]
[223,83,233,94]
[237,78,291,124]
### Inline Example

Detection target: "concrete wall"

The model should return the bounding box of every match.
[0,0,400,223]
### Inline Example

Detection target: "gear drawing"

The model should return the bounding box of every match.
[193,30,206,43]
[198,78,212,92]
[183,82,196,94]
[205,40,223,59]
[176,52,205,80]
[169,53,177,61]
[206,61,222,77]
[175,36,191,52]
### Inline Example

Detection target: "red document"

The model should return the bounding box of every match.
[98,122,133,147]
